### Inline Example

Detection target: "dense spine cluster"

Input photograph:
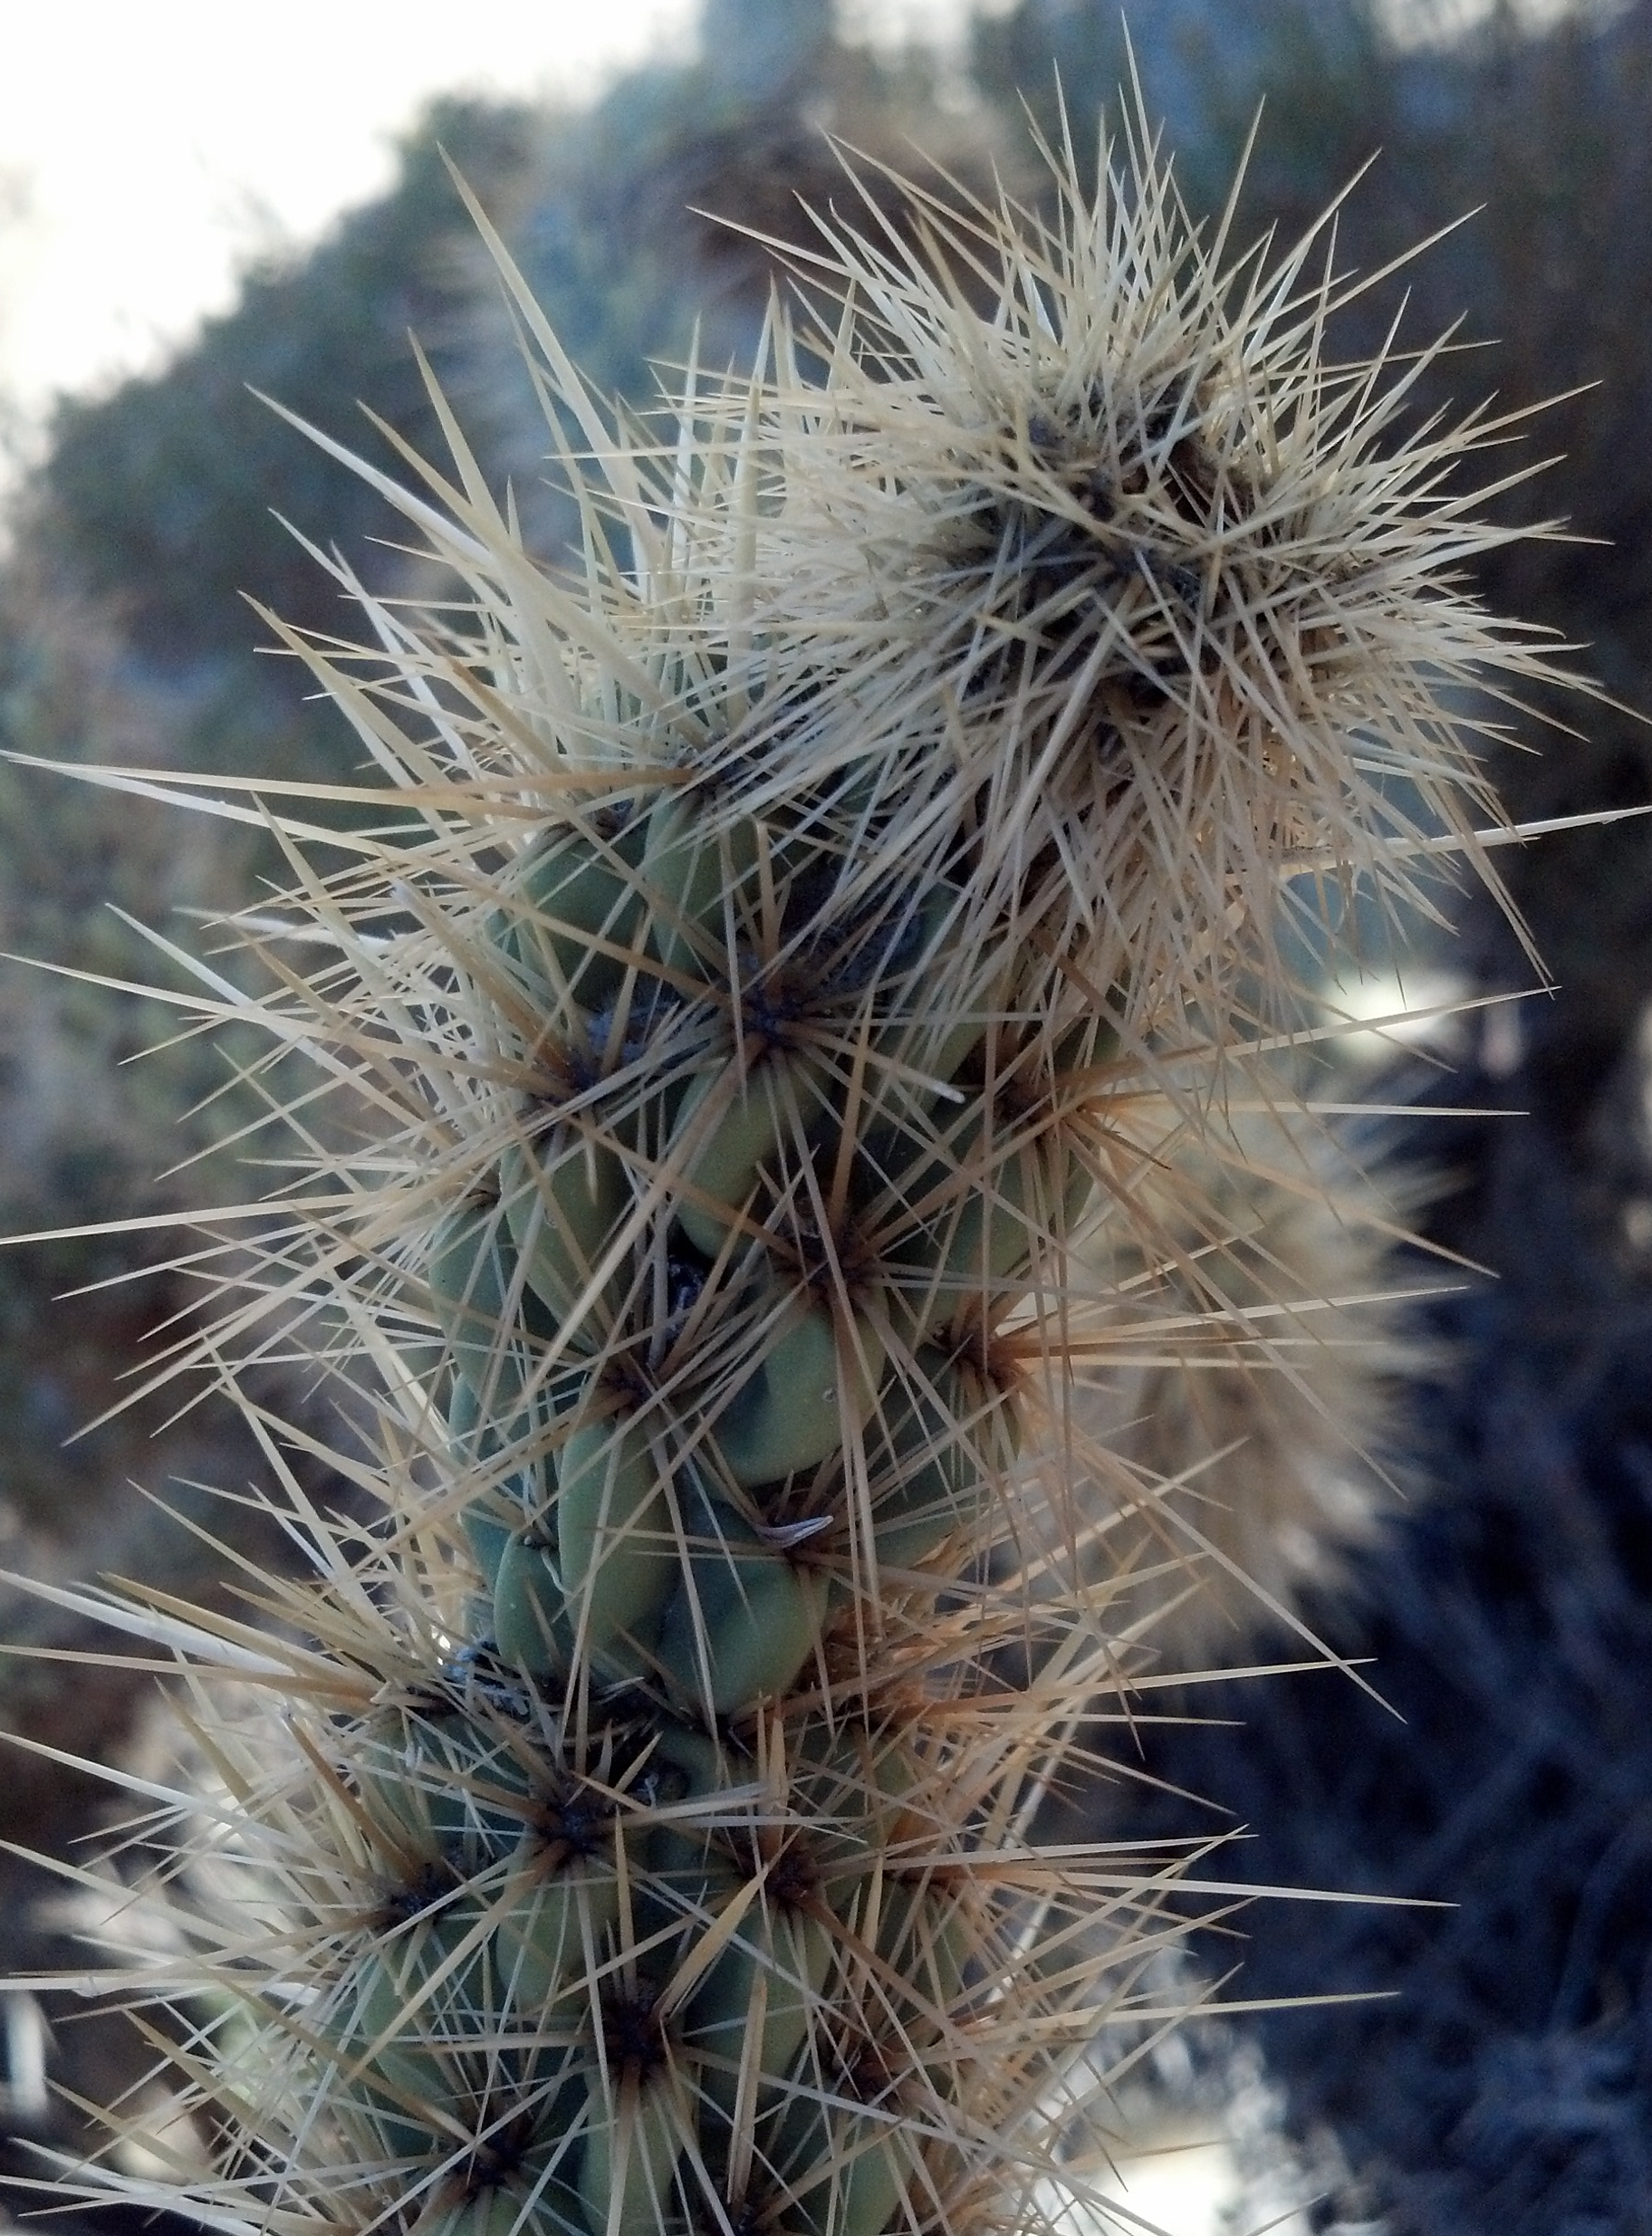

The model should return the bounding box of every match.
[10,106,1584,2236]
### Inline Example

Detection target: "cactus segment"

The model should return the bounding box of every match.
[869,1879,973,2019]
[668,1051,835,1258]
[326,2040,447,2164]
[578,2069,689,2236]
[420,2172,588,2236]
[626,1728,749,1949]
[777,2095,917,2236]
[711,1298,886,1488]
[787,1734,921,1912]
[880,1101,1076,1339]
[642,790,763,980]
[494,1843,622,2011]
[326,1938,457,2123]
[502,814,648,1012]
[430,1198,545,1417]
[493,1528,578,1676]
[321,1896,590,2167]
[861,884,984,1103]
[500,1132,629,1330]
[643,1713,727,1799]
[555,1409,680,1680]
[861,1351,1010,1576]
[637,1823,744,1955]
[687,1903,834,2120]
[447,1367,500,1463]
[656,1483,830,1713]
[359,1714,535,1866]
[348,1910,491,2060]
[579,981,693,1157]
[448,1352,579,1478]
[447,1368,521,1471]
[464,1500,518,1596]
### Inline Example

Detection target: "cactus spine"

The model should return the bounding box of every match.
[14,103,1583,2236]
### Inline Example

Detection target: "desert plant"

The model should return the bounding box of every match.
[4,95,1585,2236]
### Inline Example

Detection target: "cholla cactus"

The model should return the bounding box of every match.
[11,102,1580,2236]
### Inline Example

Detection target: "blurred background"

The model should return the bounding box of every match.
[5,3,1652,2231]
